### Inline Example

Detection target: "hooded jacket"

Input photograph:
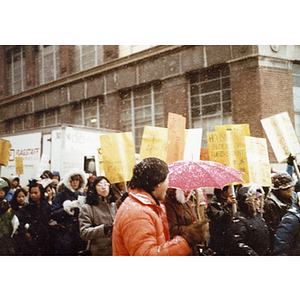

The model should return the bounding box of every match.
[112,188,190,256]
[273,203,300,255]
[227,185,270,256]
[51,168,87,225]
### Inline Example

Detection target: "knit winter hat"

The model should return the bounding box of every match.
[0,178,8,190]
[271,171,295,190]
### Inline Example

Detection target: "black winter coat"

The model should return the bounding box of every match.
[16,199,52,255]
[227,212,270,256]
[206,196,232,254]
[273,203,300,255]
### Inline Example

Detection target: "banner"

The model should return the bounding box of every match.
[245,136,272,186]
[261,112,300,162]
[15,157,24,175]
[215,124,250,137]
[207,130,249,183]
[139,126,168,162]
[100,132,136,183]
[0,138,11,166]
[184,128,202,161]
[166,113,186,164]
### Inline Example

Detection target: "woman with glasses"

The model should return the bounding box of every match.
[79,176,118,255]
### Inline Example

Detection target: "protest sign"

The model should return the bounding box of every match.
[215,124,250,136]
[261,112,300,162]
[245,136,272,186]
[100,132,136,183]
[207,129,249,183]
[184,128,202,161]
[0,138,11,166]
[139,126,168,162]
[15,157,24,175]
[166,113,186,164]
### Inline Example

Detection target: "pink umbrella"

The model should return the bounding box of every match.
[168,160,244,191]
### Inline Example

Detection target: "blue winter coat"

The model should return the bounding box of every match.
[273,203,300,256]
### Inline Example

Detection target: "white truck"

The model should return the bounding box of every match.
[0,125,118,186]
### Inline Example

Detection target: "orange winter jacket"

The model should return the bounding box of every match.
[112,188,190,256]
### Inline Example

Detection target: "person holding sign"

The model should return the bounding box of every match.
[263,171,295,251]
[112,157,208,256]
[51,168,87,255]
[206,186,237,255]
[79,176,118,255]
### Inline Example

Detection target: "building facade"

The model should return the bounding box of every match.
[0,45,300,162]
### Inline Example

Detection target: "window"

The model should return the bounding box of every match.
[6,46,26,95]
[119,45,156,58]
[5,116,26,133]
[120,82,163,152]
[35,45,60,85]
[73,97,105,128]
[35,108,61,128]
[293,63,300,139]
[189,65,232,147]
[72,45,104,73]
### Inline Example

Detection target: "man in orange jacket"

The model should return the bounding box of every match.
[112,157,208,256]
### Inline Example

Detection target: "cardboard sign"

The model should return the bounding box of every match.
[166,113,186,164]
[0,138,11,166]
[184,128,203,161]
[215,124,250,137]
[139,126,168,162]
[261,112,300,162]
[207,130,249,183]
[245,136,272,187]
[100,132,136,183]
[15,157,24,175]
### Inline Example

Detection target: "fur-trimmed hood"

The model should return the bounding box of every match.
[63,168,87,193]
[236,184,265,217]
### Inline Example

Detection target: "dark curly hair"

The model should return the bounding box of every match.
[86,176,117,205]
[129,157,169,194]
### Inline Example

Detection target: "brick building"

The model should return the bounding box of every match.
[0,45,300,163]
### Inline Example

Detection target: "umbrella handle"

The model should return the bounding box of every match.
[228,185,237,218]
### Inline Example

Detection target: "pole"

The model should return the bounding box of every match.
[228,185,236,218]
[293,159,300,182]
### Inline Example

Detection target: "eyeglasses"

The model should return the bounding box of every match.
[96,182,110,188]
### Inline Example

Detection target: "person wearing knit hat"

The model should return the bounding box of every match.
[263,171,295,251]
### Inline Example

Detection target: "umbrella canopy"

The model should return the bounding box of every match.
[168,160,244,191]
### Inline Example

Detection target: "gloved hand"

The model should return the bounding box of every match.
[104,224,113,236]
[63,200,80,215]
[287,154,295,166]
[181,221,209,248]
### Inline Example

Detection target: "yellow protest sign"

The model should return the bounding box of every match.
[166,112,186,164]
[139,126,168,162]
[245,136,272,186]
[215,124,250,137]
[15,157,24,175]
[261,112,300,162]
[0,138,11,166]
[207,130,249,183]
[100,132,136,184]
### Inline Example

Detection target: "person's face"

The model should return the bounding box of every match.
[0,189,5,198]
[12,180,19,188]
[71,179,80,191]
[279,186,295,199]
[46,186,53,197]
[17,191,26,205]
[30,187,41,203]
[53,175,59,180]
[95,179,110,198]
[153,174,169,200]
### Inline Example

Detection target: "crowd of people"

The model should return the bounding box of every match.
[0,155,300,256]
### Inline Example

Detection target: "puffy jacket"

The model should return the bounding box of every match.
[227,212,270,256]
[273,203,300,255]
[79,199,117,255]
[112,188,190,256]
